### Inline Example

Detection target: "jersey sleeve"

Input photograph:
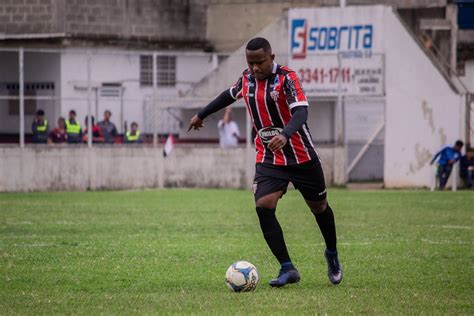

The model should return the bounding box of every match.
[283,71,309,109]
[229,73,244,100]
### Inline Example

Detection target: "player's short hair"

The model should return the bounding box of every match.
[131,122,138,127]
[455,140,464,147]
[104,110,112,116]
[36,109,45,116]
[246,37,272,54]
[69,110,76,116]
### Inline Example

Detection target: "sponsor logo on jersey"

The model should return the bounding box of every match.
[258,126,283,144]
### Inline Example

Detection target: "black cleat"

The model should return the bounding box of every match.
[269,268,301,288]
[324,249,343,285]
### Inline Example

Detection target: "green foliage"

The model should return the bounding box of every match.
[1,189,473,314]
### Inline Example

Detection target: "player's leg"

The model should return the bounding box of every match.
[291,160,343,285]
[254,164,299,287]
[439,165,450,189]
[468,169,473,188]
[255,190,291,266]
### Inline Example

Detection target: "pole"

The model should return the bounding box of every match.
[19,47,24,148]
[87,50,92,148]
[152,52,158,147]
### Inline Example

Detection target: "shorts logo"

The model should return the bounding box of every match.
[318,189,327,196]
[258,126,283,144]
[252,182,258,194]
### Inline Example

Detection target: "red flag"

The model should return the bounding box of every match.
[163,134,175,157]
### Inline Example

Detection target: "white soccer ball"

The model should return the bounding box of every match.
[225,260,259,292]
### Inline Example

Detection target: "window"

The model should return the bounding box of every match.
[140,55,153,86]
[100,82,122,98]
[156,56,176,87]
[140,55,177,87]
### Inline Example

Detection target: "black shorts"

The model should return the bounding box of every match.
[253,159,327,202]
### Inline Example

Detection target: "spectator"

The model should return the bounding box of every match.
[98,110,118,144]
[460,147,474,189]
[48,117,67,144]
[66,110,82,144]
[124,122,143,143]
[217,108,240,148]
[83,115,104,144]
[32,109,49,144]
[430,140,464,190]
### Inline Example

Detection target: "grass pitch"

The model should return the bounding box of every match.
[1,189,473,314]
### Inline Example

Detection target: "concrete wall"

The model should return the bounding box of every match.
[205,0,447,52]
[0,0,59,34]
[0,145,339,192]
[384,6,463,187]
[0,0,208,46]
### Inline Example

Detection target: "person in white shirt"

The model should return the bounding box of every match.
[218,108,240,148]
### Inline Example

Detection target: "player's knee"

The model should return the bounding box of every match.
[255,196,278,210]
[309,200,328,214]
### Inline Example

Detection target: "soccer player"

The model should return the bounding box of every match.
[187,37,342,287]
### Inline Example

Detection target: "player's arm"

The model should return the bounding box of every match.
[187,90,236,131]
[430,148,444,165]
[268,107,308,151]
[188,74,244,132]
[268,71,309,151]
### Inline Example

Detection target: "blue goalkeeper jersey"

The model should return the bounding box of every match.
[431,146,461,166]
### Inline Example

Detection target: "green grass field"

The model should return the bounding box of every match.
[1,189,473,314]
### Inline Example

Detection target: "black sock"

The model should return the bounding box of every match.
[256,207,292,265]
[314,204,337,252]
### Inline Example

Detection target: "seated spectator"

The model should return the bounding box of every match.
[48,117,67,144]
[98,110,118,144]
[82,115,104,144]
[66,110,82,144]
[32,109,49,144]
[124,122,143,144]
[460,147,474,189]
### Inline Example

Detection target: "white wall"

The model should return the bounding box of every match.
[459,60,474,93]
[60,49,217,133]
[383,7,463,187]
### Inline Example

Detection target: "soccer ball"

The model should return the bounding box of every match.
[225,261,259,292]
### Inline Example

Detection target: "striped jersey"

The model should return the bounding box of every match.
[229,63,319,166]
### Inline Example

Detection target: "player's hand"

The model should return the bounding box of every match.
[268,134,287,152]
[187,115,204,132]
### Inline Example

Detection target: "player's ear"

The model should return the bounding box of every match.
[270,54,275,61]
